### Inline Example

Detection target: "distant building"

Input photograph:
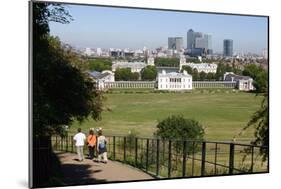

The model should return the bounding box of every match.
[112,61,147,73]
[85,48,93,56]
[157,70,192,90]
[187,29,203,49]
[195,34,212,50]
[187,29,194,49]
[224,72,254,91]
[89,70,115,90]
[179,57,217,73]
[168,37,183,51]
[262,48,268,59]
[147,56,155,66]
[223,39,233,57]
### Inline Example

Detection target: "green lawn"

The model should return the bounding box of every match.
[70,90,263,142]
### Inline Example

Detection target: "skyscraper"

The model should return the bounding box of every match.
[175,37,183,51]
[223,39,233,57]
[168,37,183,51]
[187,29,194,49]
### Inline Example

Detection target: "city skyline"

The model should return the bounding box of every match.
[49,4,268,54]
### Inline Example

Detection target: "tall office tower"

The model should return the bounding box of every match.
[168,37,183,51]
[223,39,233,57]
[168,37,176,49]
[204,34,212,49]
[175,37,183,51]
[195,34,212,50]
[187,29,194,49]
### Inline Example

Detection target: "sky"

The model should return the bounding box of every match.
[49,4,268,54]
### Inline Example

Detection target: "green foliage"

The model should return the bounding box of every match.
[87,58,112,72]
[241,92,268,161]
[155,115,205,141]
[33,3,103,136]
[242,64,268,93]
[181,65,193,74]
[192,68,199,81]
[115,68,140,81]
[155,57,179,67]
[206,72,215,81]
[215,63,226,81]
[140,65,157,81]
[199,71,207,81]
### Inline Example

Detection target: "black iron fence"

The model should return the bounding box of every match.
[51,135,269,178]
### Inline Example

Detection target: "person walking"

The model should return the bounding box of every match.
[97,128,108,163]
[87,128,96,159]
[73,128,86,161]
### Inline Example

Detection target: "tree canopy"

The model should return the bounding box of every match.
[155,115,205,141]
[115,68,139,81]
[140,65,157,81]
[154,57,179,67]
[33,3,103,136]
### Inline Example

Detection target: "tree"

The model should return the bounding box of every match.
[215,63,226,81]
[115,68,139,81]
[236,92,268,161]
[206,72,215,81]
[242,64,267,93]
[199,71,207,81]
[154,57,179,67]
[155,115,205,154]
[181,65,193,74]
[155,115,205,141]
[33,3,103,137]
[140,65,157,81]
[87,58,112,72]
[131,72,140,81]
[192,68,199,81]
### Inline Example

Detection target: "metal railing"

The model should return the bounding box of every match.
[51,135,268,178]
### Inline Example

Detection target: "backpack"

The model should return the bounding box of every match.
[99,139,106,149]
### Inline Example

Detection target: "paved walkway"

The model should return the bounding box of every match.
[56,152,154,185]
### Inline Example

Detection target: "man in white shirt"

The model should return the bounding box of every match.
[73,128,86,161]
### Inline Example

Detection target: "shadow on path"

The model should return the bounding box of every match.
[56,152,154,186]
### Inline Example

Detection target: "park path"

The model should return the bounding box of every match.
[56,152,154,185]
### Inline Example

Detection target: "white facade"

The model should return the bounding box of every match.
[157,70,192,90]
[180,60,217,73]
[89,70,115,90]
[147,57,155,66]
[112,61,147,73]
[224,72,254,91]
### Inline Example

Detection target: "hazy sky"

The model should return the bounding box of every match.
[49,4,268,54]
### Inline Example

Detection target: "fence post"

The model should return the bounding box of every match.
[201,141,206,176]
[113,136,116,160]
[66,135,68,152]
[71,136,73,153]
[168,140,172,178]
[214,143,218,175]
[146,139,149,171]
[229,143,235,175]
[124,137,126,162]
[156,139,160,176]
[55,136,58,151]
[250,146,254,172]
[60,136,63,151]
[135,138,138,166]
[182,141,187,177]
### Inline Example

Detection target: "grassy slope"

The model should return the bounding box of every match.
[70,91,262,141]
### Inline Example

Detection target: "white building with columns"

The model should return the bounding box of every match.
[89,70,115,90]
[157,70,192,90]
[179,56,217,73]
[224,72,254,91]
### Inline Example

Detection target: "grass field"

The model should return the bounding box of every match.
[69,89,263,142]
